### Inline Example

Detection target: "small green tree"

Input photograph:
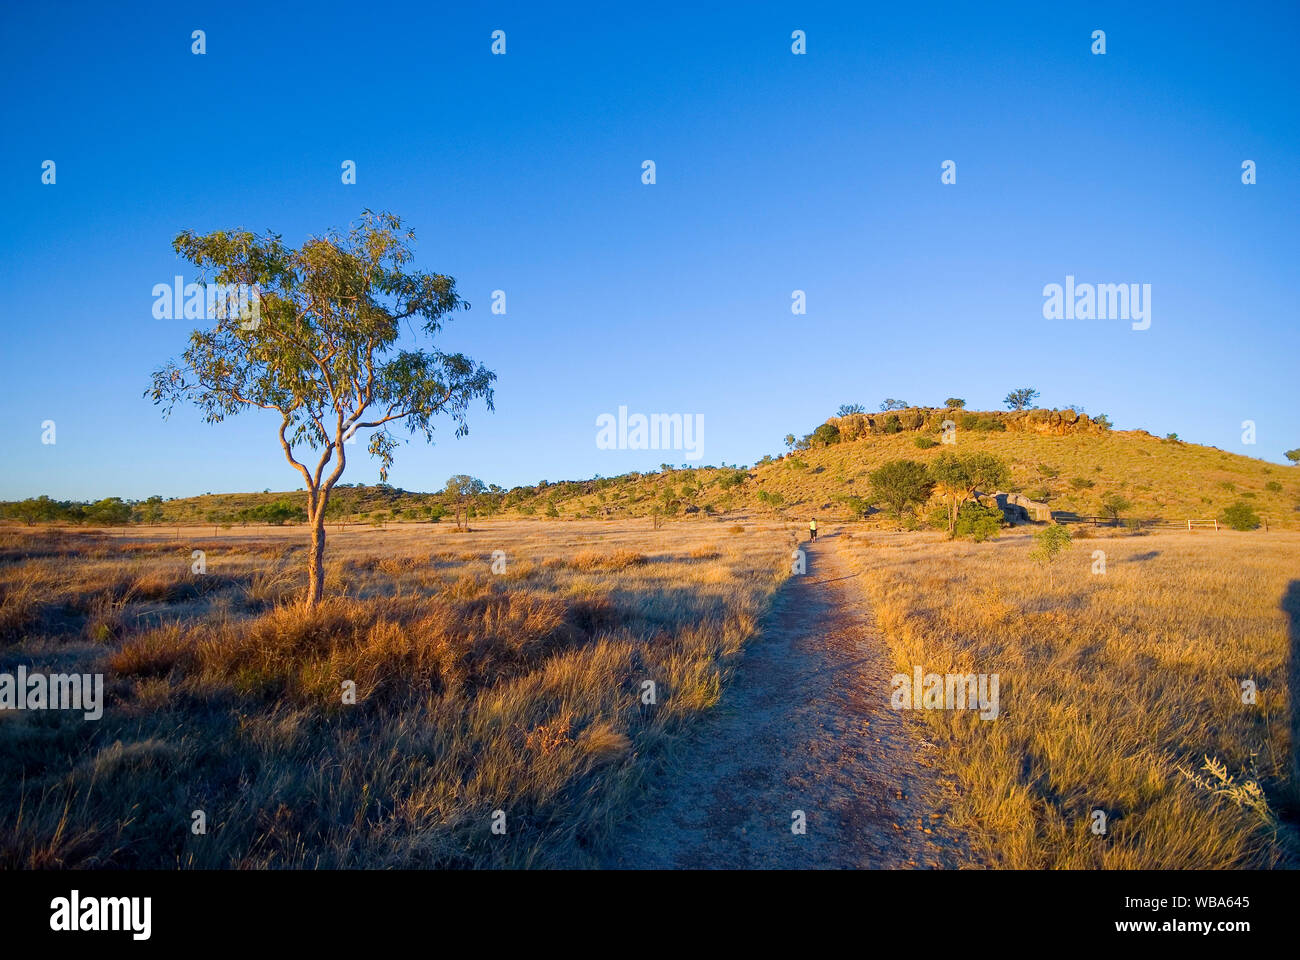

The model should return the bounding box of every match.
[783,434,796,451]
[1285,448,1300,465]
[929,452,1010,536]
[836,403,865,417]
[1029,524,1072,583]
[944,398,966,409]
[880,398,908,411]
[445,475,485,531]
[1220,501,1260,531]
[868,459,934,516]
[1099,492,1131,524]
[1004,387,1039,411]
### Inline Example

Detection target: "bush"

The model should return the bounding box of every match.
[958,412,1006,432]
[944,398,966,409]
[1265,481,1282,493]
[810,423,841,447]
[914,435,938,449]
[1220,501,1261,531]
[953,502,1003,542]
[868,460,934,516]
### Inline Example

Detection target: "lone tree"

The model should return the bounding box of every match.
[880,398,909,411]
[1286,448,1300,465]
[148,211,496,608]
[868,459,934,516]
[929,451,1009,536]
[1099,492,1131,525]
[836,403,866,417]
[445,474,486,531]
[1004,387,1039,411]
[944,397,966,409]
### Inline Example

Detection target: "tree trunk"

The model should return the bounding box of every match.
[306,503,327,608]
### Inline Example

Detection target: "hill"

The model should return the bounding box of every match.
[112,406,1298,530]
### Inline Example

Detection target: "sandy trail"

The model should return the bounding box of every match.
[605,531,969,868]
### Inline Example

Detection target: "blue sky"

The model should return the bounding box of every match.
[2,1,1297,500]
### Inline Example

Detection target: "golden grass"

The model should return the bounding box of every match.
[841,527,1300,868]
[0,519,794,868]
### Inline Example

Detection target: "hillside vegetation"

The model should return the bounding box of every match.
[6,408,1297,529]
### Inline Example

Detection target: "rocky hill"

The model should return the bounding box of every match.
[125,407,1297,531]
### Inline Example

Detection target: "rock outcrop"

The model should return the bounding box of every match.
[826,407,1108,441]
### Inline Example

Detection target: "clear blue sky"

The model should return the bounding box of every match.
[2,1,1297,500]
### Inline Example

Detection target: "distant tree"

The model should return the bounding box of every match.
[1093,414,1113,430]
[929,452,1010,536]
[1004,387,1040,411]
[143,495,165,524]
[880,398,909,411]
[1099,492,1131,524]
[1286,448,1300,465]
[836,403,866,417]
[944,398,966,409]
[783,434,796,451]
[83,497,132,526]
[146,211,495,608]
[868,459,934,516]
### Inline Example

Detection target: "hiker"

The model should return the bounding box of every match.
[809,518,817,541]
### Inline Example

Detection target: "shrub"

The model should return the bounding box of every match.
[914,435,938,449]
[1069,477,1095,491]
[953,502,1003,542]
[868,460,934,516]
[1220,501,1260,531]
[716,468,748,489]
[1265,481,1282,493]
[810,423,841,447]
[944,398,966,409]
[840,495,867,518]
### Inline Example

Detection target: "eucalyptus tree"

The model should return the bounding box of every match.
[148,211,495,607]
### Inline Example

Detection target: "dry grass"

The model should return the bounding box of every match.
[0,519,793,868]
[842,527,1300,868]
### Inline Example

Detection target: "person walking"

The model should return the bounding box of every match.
[809,518,817,541]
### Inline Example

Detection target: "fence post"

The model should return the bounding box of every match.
[1214,519,1218,532]
[1186,519,1190,532]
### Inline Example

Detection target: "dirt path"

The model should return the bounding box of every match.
[605,532,969,868]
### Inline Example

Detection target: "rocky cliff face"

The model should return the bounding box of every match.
[827,407,1108,440]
